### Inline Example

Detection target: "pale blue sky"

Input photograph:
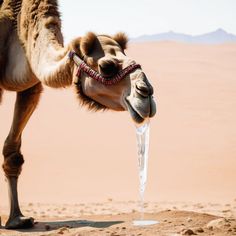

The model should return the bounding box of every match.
[59,0,236,43]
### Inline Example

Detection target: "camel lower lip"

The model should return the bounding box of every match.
[125,99,145,124]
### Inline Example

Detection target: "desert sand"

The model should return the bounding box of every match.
[0,42,236,235]
[0,201,236,235]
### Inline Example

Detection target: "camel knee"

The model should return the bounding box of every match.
[2,141,24,177]
[2,152,24,177]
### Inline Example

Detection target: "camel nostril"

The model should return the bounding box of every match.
[135,81,151,98]
[136,72,154,96]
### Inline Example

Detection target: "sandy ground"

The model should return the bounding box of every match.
[0,201,236,235]
[0,42,236,235]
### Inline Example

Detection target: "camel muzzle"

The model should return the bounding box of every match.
[135,81,154,98]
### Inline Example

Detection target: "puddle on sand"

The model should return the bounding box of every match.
[133,220,159,226]
[132,119,159,226]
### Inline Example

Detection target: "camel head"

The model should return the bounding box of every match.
[70,32,156,123]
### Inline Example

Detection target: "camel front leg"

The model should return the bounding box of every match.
[2,83,42,229]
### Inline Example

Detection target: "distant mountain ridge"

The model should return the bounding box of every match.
[132,29,236,44]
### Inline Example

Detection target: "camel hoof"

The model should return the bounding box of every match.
[5,216,34,229]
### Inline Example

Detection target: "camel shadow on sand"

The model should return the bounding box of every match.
[12,219,124,233]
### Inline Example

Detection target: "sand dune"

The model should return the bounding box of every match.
[0,42,236,235]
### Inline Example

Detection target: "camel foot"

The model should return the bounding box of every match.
[5,215,34,229]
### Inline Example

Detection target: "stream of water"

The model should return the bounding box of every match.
[133,119,159,226]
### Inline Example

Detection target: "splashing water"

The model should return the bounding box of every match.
[133,119,159,226]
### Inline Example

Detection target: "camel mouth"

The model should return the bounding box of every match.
[125,98,145,123]
[124,96,156,124]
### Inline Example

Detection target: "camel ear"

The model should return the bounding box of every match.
[70,37,83,57]
[113,32,128,50]
[81,32,97,55]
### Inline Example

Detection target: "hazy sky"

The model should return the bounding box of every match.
[59,0,236,42]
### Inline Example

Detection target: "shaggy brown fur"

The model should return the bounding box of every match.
[113,32,128,50]
[19,0,61,43]
[0,2,13,79]
[80,32,97,56]
[70,33,99,66]
[17,0,74,88]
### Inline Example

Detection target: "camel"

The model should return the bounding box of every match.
[0,0,156,229]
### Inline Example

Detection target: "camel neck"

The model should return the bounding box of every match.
[18,0,74,88]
